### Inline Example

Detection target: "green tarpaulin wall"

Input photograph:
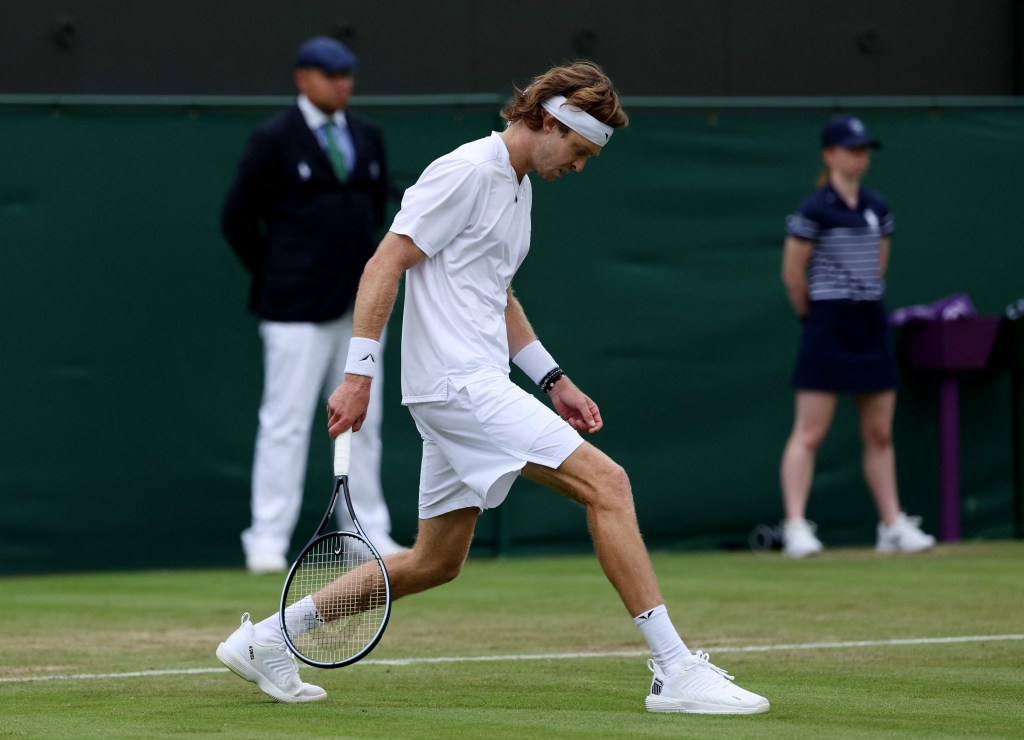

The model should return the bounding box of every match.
[2,96,1022,573]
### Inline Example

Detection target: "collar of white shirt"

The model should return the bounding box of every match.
[297,94,348,131]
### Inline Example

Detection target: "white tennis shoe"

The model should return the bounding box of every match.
[245,552,287,575]
[876,513,936,553]
[216,613,326,703]
[645,652,770,714]
[371,534,410,557]
[782,518,824,559]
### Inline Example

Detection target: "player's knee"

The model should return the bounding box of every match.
[422,554,464,587]
[607,462,631,497]
[430,562,463,587]
[589,462,634,514]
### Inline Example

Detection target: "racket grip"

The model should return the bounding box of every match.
[334,429,353,477]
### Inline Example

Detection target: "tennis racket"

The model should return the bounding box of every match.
[279,429,392,668]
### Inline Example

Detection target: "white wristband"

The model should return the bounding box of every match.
[511,340,558,385]
[344,337,382,378]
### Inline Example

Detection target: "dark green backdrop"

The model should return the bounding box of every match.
[1,97,1021,573]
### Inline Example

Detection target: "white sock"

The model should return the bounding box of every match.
[633,604,692,675]
[252,613,284,646]
[284,595,324,638]
[252,595,321,645]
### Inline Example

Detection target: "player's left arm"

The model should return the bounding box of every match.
[505,287,539,358]
[505,287,602,434]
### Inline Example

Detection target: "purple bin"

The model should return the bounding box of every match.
[903,317,1002,371]
[901,317,1003,542]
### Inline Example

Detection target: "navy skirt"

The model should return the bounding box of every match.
[792,300,897,393]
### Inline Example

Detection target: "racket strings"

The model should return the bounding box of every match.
[282,533,388,665]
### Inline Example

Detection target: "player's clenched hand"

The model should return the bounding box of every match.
[327,374,372,438]
[547,376,603,434]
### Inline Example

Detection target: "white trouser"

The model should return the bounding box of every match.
[241,316,391,559]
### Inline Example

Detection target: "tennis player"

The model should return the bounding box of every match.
[217,61,770,714]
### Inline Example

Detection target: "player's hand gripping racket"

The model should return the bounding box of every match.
[279,429,392,668]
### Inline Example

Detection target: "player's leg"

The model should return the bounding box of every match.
[313,506,479,618]
[523,444,657,616]
[388,506,479,597]
[307,406,484,622]
[219,506,477,702]
[523,444,768,714]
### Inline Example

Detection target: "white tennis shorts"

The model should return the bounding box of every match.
[406,377,584,519]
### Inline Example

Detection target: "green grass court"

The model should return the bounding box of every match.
[2,541,1022,738]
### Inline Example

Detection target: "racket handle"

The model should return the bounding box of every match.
[334,429,353,477]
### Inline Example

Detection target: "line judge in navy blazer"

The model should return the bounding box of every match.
[222,36,405,574]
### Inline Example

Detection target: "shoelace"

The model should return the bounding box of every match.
[647,651,735,681]
[689,651,734,680]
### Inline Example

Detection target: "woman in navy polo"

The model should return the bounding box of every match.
[778,115,935,558]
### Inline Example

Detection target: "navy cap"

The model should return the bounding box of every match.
[295,36,358,73]
[820,116,880,149]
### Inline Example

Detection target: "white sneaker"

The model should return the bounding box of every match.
[782,519,824,559]
[342,534,408,564]
[645,652,770,714]
[246,552,287,575]
[876,513,936,553]
[216,613,326,703]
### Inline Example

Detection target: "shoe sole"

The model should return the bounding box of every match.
[215,642,326,703]
[646,695,770,714]
[876,542,935,554]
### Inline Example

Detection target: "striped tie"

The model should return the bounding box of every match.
[321,123,348,182]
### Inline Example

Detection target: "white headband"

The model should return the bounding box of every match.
[540,95,613,146]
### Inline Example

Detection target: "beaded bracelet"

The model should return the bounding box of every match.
[539,367,565,393]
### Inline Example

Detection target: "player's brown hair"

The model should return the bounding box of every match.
[501,61,629,133]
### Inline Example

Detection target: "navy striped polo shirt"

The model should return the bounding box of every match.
[786,184,894,301]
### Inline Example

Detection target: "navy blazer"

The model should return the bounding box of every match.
[221,105,389,322]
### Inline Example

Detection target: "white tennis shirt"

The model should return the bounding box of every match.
[391,132,533,403]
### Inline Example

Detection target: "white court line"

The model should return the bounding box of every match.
[2,634,1021,684]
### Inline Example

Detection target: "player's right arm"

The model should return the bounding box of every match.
[327,232,427,437]
[353,232,426,340]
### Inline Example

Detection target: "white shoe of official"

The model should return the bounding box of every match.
[216,613,326,703]
[246,552,287,575]
[876,513,936,553]
[344,534,408,563]
[782,519,824,559]
[645,652,770,714]
[370,534,409,557]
